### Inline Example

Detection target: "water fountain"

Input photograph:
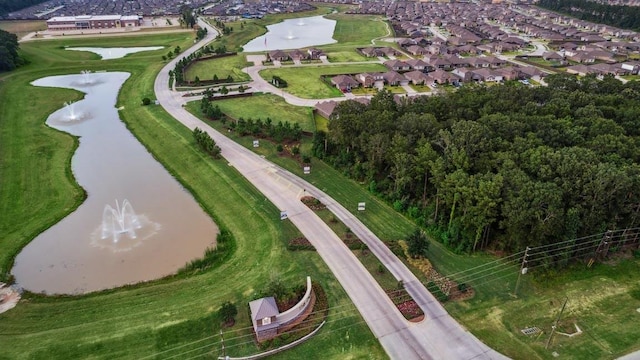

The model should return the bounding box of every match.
[64,101,79,121]
[285,30,296,40]
[79,70,93,85]
[101,199,142,243]
[296,20,305,26]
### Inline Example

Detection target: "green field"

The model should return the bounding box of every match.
[0,20,47,39]
[208,93,315,132]
[0,33,385,359]
[325,14,389,46]
[184,54,251,82]
[260,64,387,98]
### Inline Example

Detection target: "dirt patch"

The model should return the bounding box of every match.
[0,283,21,314]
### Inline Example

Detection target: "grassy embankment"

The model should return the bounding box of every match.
[184,54,252,83]
[0,32,385,359]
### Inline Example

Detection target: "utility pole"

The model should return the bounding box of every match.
[220,329,225,359]
[513,246,530,296]
[546,297,568,349]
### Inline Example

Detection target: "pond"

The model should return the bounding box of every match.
[65,46,164,60]
[12,72,219,294]
[242,15,336,52]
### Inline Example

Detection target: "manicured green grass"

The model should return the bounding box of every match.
[351,85,405,95]
[325,14,389,46]
[326,50,373,63]
[409,84,432,93]
[209,93,315,132]
[259,64,387,98]
[184,54,252,82]
[0,33,386,359]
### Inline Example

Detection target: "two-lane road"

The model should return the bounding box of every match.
[154,19,507,359]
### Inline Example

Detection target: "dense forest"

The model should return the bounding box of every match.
[314,74,640,255]
[538,0,640,31]
[0,0,48,17]
[0,28,22,71]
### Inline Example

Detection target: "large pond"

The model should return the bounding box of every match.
[65,46,164,60]
[243,15,337,52]
[12,72,218,294]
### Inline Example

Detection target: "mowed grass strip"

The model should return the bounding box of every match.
[184,54,252,82]
[211,93,315,132]
[0,33,386,359]
[259,63,387,99]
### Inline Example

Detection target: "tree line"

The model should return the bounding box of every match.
[0,29,23,71]
[538,0,640,31]
[314,74,640,259]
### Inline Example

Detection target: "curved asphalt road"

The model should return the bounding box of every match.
[155,19,507,360]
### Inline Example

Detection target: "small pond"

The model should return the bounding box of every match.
[242,15,337,52]
[65,46,164,60]
[12,72,218,294]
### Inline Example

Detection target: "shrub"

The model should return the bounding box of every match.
[276,144,284,152]
[141,97,151,106]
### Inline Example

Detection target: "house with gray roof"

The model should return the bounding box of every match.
[249,297,280,342]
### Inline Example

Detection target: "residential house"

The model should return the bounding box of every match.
[383,71,408,86]
[431,69,460,85]
[473,68,503,82]
[331,75,359,92]
[452,68,483,82]
[268,50,289,62]
[307,48,326,60]
[288,49,307,61]
[384,60,411,72]
[406,45,426,56]
[403,70,431,85]
[315,101,338,119]
[356,72,385,88]
[405,59,429,72]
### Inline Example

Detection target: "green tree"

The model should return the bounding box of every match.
[407,228,429,258]
[218,301,237,326]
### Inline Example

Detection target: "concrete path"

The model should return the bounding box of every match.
[154,17,508,360]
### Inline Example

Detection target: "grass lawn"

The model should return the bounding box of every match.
[409,84,432,93]
[209,93,315,132]
[184,54,252,82]
[325,14,389,46]
[315,113,329,133]
[259,63,387,99]
[325,50,374,63]
[0,33,386,359]
[0,20,47,39]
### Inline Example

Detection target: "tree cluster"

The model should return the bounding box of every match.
[200,97,223,119]
[193,127,221,158]
[0,29,22,71]
[180,5,196,28]
[200,98,302,142]
[317,75,640,259]
[538,0,640,31]
[214,19,233,35]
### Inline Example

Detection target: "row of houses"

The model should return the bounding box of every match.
[566,62,640,76]
[266,48,326,62]
[383,55,507,73]
[329,65,545,92]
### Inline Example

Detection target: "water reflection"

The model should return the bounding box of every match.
[12,72,218,294]
[65,46,164,60]
[243,15,337,52]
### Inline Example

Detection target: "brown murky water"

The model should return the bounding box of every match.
[12,72,218,294]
